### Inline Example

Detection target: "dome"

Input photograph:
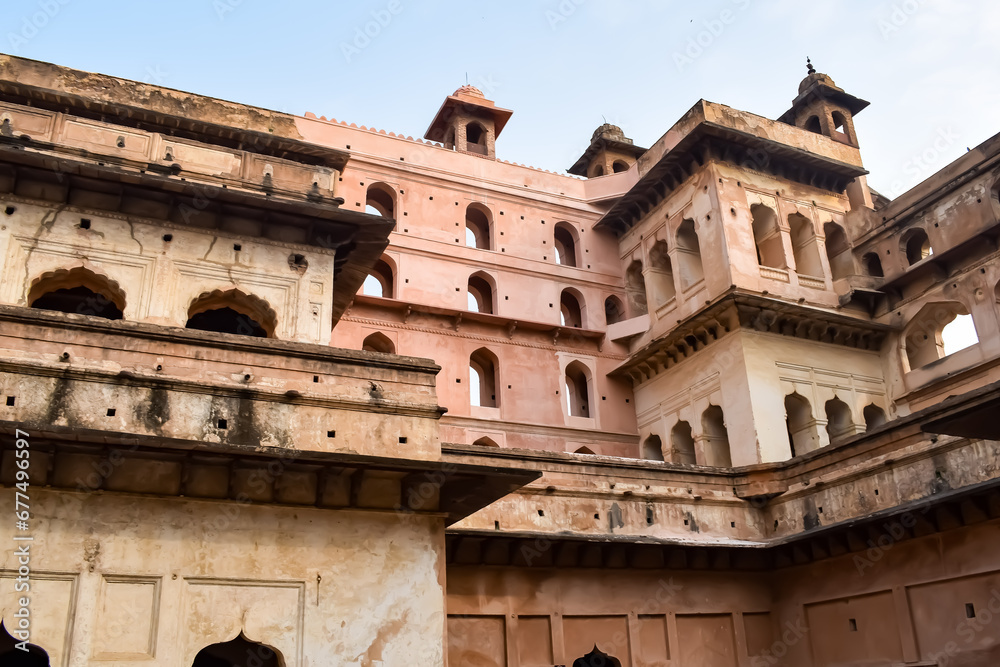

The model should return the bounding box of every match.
[453,85,485,98]
[798,71,837,95]
[591,123,629,143]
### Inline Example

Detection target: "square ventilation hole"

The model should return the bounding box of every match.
[4,206,16,215]
[731,521,736,528]
[217,418,228,429]
[874,489,879,496]
[594,513,600,520]
[5,396,14,406]
[398,436,407,444]
[537,509,544,516]
[494,520,500,530]
[684,519,689,526]
[313,375,319,383]
[327,430,336,438]
[966,603,976,619]
[106,408,116,417]
[819,506,824,514]
[79,218,91,229]
[233,244,242,251]
[848,619,857,632]
[162,234,173,242]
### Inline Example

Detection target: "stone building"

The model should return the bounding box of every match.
[0,53,998,667]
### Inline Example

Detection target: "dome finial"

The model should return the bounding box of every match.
[806,57,816,75]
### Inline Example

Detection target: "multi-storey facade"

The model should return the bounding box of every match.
[1,54,999,667]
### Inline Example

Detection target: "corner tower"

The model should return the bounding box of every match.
[778,59,869,148]
[423,85,512,159]
[568,123,646,177]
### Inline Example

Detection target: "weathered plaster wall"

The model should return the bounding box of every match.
[0,488,446,666]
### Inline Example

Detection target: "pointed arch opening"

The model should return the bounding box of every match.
[28,266,126,320]
[676,219,705,289]
[465,203,492,250]
[560,288,584,328]
[0,621,50,666]
[751,204,787,269]
[365,182,396,217]
[864,403,888,431]
[192,633,283,667]
[785,392,820,456]
[574,446,596,455]
[186,289,276,338]
[468,272,496,314]
[902,228,932,265]
[642,434,664,462]
[466,121,487,155]
[862,252,884,277]
[789,213,823,278]
[612,161,629,174]
[554,223,579,267]
[625,260,648,316]
[825,396,854,442]
[805,115,822,134]
[701,405,733,467]
[362,331,395,354]
[470,347,499,408]
[473,436,500,448]
[905,302,979,370]
[604,295,626,325]
[670,421,696,465]
[564,361,591,418]
[573,646,623,667]
[647,240,676,306]
[362,257,395,298]
[824,222,852,280]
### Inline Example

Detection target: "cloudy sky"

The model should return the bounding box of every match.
[5,0,998,198]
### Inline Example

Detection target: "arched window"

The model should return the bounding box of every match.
[903,229,932,265]
[192,633,282,667]
[864,403,887,431]
[612,160,629,173]
[590,163,605,177]
[185,289,276,338]
[365,182,395,217]
[805,115,822,134]
[560,289,584,328]
[785,393,820,456]
[362,331,395,354]
[670,421,696,465]
[863,252,884,277]
[564,361,590,418]
[473,436,500,447]
[28,266,126,320]
[625,260,648,316]
[647,241,676,306]
[574,446,596,455]
[904,302,979,370]
[642,435,664,461]
[823,222,852,280]
[465,203,492,250]
[468,272,495,314]
[789,213,823,277]
[466,122,487,154]
[573,647,622,667]
[825,397,854,442]
[0,621,50,666]
[701,405,732,467]
[676,219,705,290]
[604,295,626,325]
[553,223,578,267]
[470,348,499,408]
[362,258,395,298]
[751,204,787,269]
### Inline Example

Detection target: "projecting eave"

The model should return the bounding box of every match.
[567,137,648,176]
[423,95,514,143]
[594,100,868,236]
[777,83,870,125]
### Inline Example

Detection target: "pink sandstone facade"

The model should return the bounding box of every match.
[0,54,999,666]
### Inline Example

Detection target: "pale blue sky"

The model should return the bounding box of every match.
[4,0,997,197]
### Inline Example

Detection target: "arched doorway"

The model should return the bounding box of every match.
[192,634,283,667]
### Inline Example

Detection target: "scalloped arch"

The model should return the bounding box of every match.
[187,287,278,338]
[27,265,127,312]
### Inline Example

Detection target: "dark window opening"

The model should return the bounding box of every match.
[31,286,124,320]
[186,308,267,337]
